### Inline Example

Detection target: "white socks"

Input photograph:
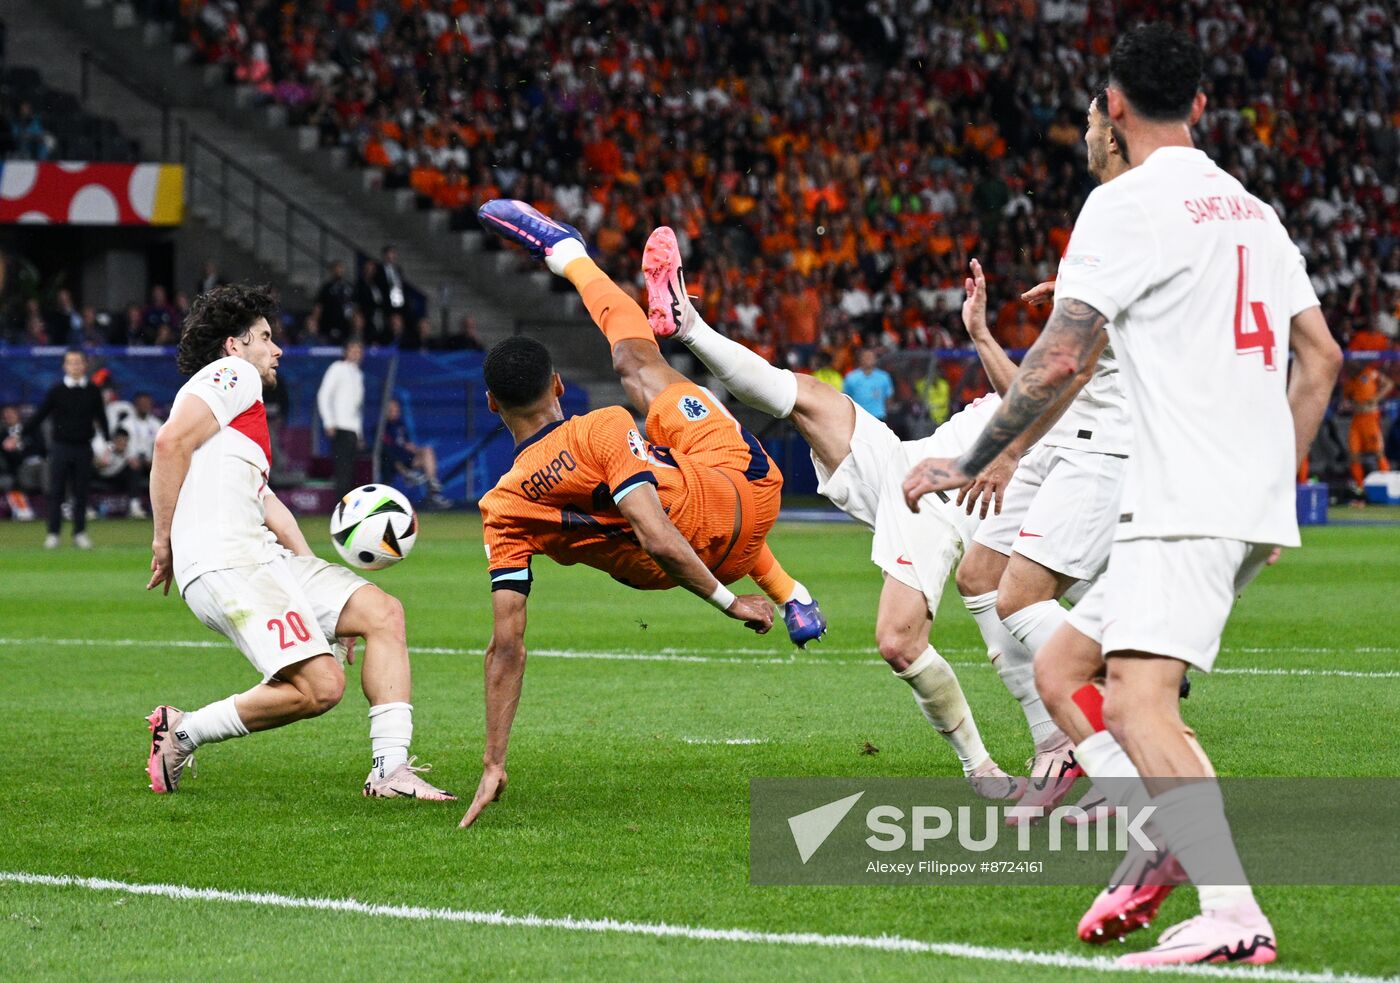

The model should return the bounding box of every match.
[679,311,798,418]
[895,646,989,774]
[963,591,1060,746]
[1073,729,1154,818]
[1002,599,1068,657]
[1148,782,1258,913]
[544,236,587,276]
[789,581,813,605]
[175,695,249,751]
[369,702,414,777]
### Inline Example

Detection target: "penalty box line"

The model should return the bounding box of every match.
[0,871,1390,983]
[1,637,1399,679]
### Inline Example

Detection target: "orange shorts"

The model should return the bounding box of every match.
[645,382,783,583]
[1350,415,1385,456]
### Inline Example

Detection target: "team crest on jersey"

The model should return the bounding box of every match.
[678,394,709,422]
[211,367,238,391]
[626,428,647,461]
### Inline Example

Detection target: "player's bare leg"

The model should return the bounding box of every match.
[875,576,1022,800]
[953,542,1076,817]
[1104,653,1274,966]
[147,653,343,793]
[334,584,456,800]
[1035,622,1108,745]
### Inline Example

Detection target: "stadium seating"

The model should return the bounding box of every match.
[0,64,141,162]
[164,0,1397,396]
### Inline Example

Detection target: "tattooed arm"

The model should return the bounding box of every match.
[903,298,1109,510]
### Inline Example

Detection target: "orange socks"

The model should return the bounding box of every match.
[750,544,798,605]
[566,257,658,350]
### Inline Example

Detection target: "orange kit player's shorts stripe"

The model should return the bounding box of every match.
[644,381,783,584]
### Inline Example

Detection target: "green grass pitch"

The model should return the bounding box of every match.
[1,512,1397,981]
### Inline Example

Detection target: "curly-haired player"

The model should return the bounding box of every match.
[144,284,455,802]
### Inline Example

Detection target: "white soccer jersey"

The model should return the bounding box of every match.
[1041,339,1131,455]
[1054,146,1319,546]
[170,356,285,592]
[901,393,1002,465]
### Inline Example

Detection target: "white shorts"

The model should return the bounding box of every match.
[812,400,893,531]
[1068,537,1272,672]
[972,444,1126,582]
[813,400,972,613]
[183,555,370,682]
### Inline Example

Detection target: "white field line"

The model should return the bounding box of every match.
[0,872,1391,983]
[680,737,768,745]
[1,637,1398,679]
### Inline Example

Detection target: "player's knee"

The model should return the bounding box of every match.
[293,664,345,717]
[875,628,920,671]
[955,552,997,598]
[610,341,651,379]
[1033,654,1070,712]
[954,564,981,598]
[994,591,1025,623]
[1100,692,1134,744]
[307,674,345,716]
[363,590,406,641]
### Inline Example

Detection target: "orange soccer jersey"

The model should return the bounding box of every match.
[1344,366,1389,458]
[480,384,782,594]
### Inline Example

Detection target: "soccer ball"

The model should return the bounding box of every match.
[330,484,418,570]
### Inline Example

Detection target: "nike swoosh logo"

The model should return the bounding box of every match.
[668,280,683,328]
[896,556,913,566]
[392,787,418,799]
[1018,531,1044,538]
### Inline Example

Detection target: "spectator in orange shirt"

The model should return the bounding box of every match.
[1342,361,1394,488]
[996,306,1040,351]
[1348,322,1392,352]
[778,273,821,365]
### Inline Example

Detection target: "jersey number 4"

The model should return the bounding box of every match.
[1234,244,1277,370]
[267,612,313,650]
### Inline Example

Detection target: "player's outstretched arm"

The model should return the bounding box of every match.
[903,298,1107,509]
[263,492,314,557]
[461,588,528,828]
[146,397,221,594]
[963,259,1020,396]
[615,483,773,634]
[1286,305,1343,467]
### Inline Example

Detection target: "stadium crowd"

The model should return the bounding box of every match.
[0,253,485,352]
[169,0,1400,410]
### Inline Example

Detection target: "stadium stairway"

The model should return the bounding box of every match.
[0,0,307,308]
[21,0,628,412]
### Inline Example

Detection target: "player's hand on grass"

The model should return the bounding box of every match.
[1021,279,1056,306]
[903,457,970,511]
[726,594,774,634]
[147,541,174,595]
[961,258,990,339]
[459,764,507,828]
[958,450,1017,518]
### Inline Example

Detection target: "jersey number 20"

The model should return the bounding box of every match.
[267,612,313,650]
[1234,244,1277,370]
